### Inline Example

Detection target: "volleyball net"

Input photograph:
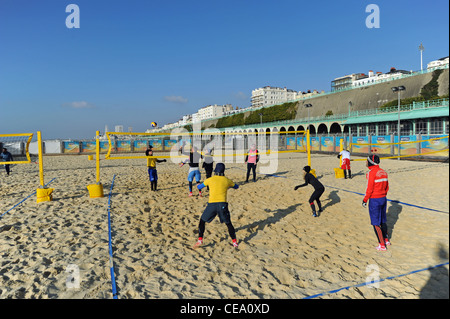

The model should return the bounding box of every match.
[0,131,54,203]
[103,129,309,162]
[0,133,35,165]
[349,135,449,161]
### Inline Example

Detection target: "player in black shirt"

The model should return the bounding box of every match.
[294,166,325,217]
[202,149,214,179]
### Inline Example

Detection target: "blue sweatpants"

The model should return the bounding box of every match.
[148,168,158,182]
[368,197,387,226]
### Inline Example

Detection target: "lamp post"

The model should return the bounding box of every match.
[305,103,313,133]
[259,113,263,126]
[391,86,406,160]
[419,43,425,71]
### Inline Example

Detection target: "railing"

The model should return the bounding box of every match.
[214,98,449,132]
[349,98,449,117]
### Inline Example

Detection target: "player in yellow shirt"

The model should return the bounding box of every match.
[146,145,167,191]
[193,163,239,249]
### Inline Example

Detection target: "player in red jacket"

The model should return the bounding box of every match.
[362,154,390,251]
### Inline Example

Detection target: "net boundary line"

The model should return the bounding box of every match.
[302,261,449,299]
[0,178,57,221]
[107,174,119,299]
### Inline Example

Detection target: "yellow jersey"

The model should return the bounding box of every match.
[203,175,235,203]
[147,157,157,168]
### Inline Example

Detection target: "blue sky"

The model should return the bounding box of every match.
[0,0,448,139]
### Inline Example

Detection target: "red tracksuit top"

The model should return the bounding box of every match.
[364,165,389,202]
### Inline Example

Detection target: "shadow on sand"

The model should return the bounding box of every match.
[237,203,302,244]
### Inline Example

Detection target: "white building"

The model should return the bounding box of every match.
[352,70,382,87]
[352,68,411,88]
[331,73,366,91]
[192,112,200,123]
[115,125,124,133]
[224,107,246,116]
[181,114,192,125]
[197,104,233,120]
[427,56,449,70]
[251,86,298,108]
[297,89,324,99]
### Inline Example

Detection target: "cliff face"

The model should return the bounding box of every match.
[438,68,449,96]
[293,68,449,119]
[199,68,449,129]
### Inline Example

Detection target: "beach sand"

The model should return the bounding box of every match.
[0,152,448,299]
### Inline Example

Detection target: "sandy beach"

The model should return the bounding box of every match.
[0,152,448,299]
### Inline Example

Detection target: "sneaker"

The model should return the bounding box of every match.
[232,239,239,248]
[376,244,387,251]
[193,238,203,249]
[189,192,193,197]
[312,212,317,217]
[198,191,202,197]
[384,238,391,246]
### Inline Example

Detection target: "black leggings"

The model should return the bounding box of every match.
[198,219,236,240]
[246,163,256,181]
[308,187,324,212]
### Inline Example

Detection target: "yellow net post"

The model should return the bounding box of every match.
[87,130,104,198]
[36,131,54,203]
[96,130,101,184]
[37,131,45,187]
[306,129,316,176]
[333,140,345,178]
[307,129,311,167]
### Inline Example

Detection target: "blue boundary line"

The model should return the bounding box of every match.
[231,166,448,214]
[107,174,118,299]
[302,261,449,299]
[231,166,288,179]
[233,167,449,296]
[0,178,57,220]
[323,185,449,214]
[227,167,449,297]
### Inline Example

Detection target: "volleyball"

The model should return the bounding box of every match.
[151,122,157,128]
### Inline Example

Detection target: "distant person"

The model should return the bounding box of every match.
[179,142,203,197]
[194,163,239,249]
[337,149,352,179]
[294,166,324,217]
[362,154,390,251]
[202,149,214,179]
[245,144,259,182]
[1,148,13,176]
[145,145,167,191]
